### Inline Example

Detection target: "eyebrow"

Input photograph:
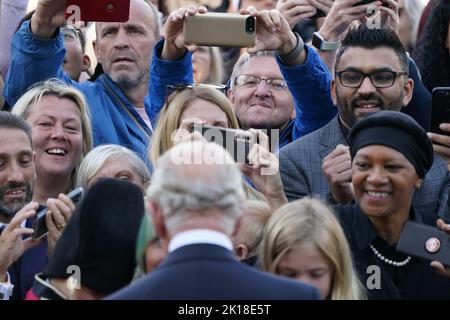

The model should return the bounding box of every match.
[0,150,33,158]
[340,67,396,73]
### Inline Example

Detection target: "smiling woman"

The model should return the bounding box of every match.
[11,79,93,205]
[333,110,450,299]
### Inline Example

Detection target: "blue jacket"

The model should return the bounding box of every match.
[4,20,174,162]
[148,39,337,150]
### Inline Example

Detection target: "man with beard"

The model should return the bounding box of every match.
[4,0,160,161]
[0,112,39,300]
[279,25,450,219]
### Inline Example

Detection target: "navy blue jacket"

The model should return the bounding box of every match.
[107,244,321,300]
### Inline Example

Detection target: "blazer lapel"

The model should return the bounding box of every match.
[319,116,346,160]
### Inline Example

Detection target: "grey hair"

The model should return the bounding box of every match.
[229,51,276,90]
[76,144,150,190]
[147,141,245,235]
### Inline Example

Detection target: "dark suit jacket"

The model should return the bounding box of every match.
[8,217,48,300]
[279,116,450,219]
[107,243,321,300]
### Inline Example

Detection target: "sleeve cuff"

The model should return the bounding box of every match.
[151,38,193,78]
[16,19,64,56]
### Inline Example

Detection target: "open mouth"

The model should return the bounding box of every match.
[366,190,391,199]
[4,188,26,198]
[46,148,68,157]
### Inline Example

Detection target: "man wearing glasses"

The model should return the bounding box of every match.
[279,25,450,219]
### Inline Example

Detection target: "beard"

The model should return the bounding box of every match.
[336,90,404,128]
[110,68,148,90]
[0,182,33,218]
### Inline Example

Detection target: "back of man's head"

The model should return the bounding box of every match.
[335,25,409,73]
[147,141,245,236]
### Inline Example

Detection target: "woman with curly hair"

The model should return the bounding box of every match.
[414,0,450,92]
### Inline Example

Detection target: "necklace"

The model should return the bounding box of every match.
[369,244,411,267]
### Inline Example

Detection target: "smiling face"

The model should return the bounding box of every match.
[0,128,35,220]
[352,145,419,220]
[27,95,83,181]
[94,0,158,89]
[229,56,294,130]
[332,47,413,128]
[277,241,333,299]
[88,154,146,190]
[179,99,230,128]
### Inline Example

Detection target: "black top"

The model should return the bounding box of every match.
[334,204,450,300]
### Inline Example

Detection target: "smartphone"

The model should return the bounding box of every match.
[310,9,326,20]
[183,13,256,47]
[396,221,450,267]
[430,87,450,136]
[192,124,256,164]
[65,0,130,23]
[32,187,84,240]
[353,0,389,7]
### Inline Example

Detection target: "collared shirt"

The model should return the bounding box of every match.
[168,229,233,253]
[334,204,450,299]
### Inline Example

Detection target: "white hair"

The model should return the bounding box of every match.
[147,141,245,235]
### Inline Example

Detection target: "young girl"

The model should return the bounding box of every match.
[260,197,365,300]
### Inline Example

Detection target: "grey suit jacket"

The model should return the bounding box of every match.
[279,115,450,219]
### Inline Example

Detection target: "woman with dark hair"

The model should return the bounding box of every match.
[414,0,450,92]
[335,110,450,299]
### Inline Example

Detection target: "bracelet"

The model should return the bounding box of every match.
[278,32,304,65]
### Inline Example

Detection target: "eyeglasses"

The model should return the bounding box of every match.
[234,75,288,92]
[165,83,227,102]
[336,70,408,88]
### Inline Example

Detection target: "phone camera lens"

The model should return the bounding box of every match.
[245,17,255,34]
[106,2,115,12]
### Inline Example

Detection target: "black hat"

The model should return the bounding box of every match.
[43,178,145,295]
[348,111,434,178]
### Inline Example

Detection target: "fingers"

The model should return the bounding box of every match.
[436,219,450,233]
[22,236,44,252]
[4,202,39,233]
[431,261,450,278]
[46,200,66,231]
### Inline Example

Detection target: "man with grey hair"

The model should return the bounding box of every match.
[108,141,320,300]
[4,0,161,161]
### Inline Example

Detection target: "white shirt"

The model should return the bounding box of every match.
[168,229,233,253]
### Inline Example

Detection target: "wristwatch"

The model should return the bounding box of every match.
[312,32,340,51]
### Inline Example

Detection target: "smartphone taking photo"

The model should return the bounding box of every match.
[183,13,256,47]
[430,87,450,136]
[192,124,257,164]
[65,0,130,23]
[32,187,84,240]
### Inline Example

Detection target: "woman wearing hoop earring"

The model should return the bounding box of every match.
[333,111,450,299]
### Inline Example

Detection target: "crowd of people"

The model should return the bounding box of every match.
[0,0,450,301]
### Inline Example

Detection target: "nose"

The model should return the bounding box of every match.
[366,166,388,186]
[113,27,129,49]
[357,75,377,95]
[50,123,67,141]
[7,161,25,183]
[254,80,271,98]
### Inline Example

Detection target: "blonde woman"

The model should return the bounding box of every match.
[12,78,92,254]
[150,85,287,209]
[261,197,365,300]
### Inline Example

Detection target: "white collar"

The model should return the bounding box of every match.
[168,229,233,253]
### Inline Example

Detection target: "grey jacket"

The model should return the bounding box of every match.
[279,115,450,219]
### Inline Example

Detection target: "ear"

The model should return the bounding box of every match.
[92,39,102,64]
[227,88,236,110]
[290,106,296,120]
[402,78,414,108]
[81,54,91,73]
[148,201,168,242]
[330,79,338,106]
[235,244,249,260]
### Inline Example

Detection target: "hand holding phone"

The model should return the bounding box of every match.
[430,87,450,136]
[32,187,84,240]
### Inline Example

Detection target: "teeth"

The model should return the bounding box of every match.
[47,148,66,155]
[367,191,389,198]
[7,189,23,195]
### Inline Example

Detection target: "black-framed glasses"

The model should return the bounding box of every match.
[165,83,227,102]
[336,70,408,88]
[234,75,288,92]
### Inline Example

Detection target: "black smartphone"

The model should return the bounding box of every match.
[32,187,84,240]
[353,0,389,7]
[310,9,326,20]
[430,87,450,136]
[396,221,450,267]
[192,124,256,164]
